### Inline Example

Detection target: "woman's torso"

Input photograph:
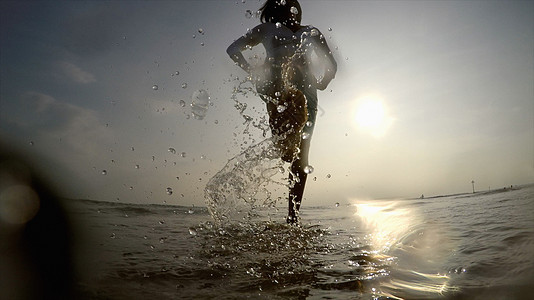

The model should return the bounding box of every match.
[257,23,316,90]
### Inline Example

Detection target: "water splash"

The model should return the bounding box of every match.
[204,138,286,225]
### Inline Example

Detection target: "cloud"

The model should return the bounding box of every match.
[17,92,112,153]
[58,61,96,84]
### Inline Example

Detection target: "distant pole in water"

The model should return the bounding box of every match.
[472,180,475,193]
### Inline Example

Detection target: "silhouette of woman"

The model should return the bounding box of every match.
[227,0,337,223]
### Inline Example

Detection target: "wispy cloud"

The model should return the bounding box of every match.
[17,92,112,153]
[58,61,96,84]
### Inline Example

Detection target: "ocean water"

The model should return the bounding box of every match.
[63,184,534,299]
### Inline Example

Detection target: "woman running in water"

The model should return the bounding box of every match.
[227,0,337,223]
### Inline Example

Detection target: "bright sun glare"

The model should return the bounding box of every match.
[353,95,393,138]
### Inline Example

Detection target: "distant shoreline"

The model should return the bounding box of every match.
[410,183,533,200]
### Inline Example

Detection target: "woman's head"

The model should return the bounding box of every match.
[259,0,302,27]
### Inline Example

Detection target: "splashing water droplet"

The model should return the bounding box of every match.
[290,6,298,14]
[274,91,281,97]
[302,132,311,140]
[275,22,282,28]
[175,71,180,76]
[188,227,197,235]
[191,89,210,120]
[328,27,332,31]
[182,83,188,89]
[326,174,331,179]
[180,152,186,158]
[278,166,285,173]
[166,187,173,195]
[198,28,204,34]
[306,121,313,127]
[152,84,159,90]
[310,28,319,36]
[245,10,253,18]
[303,165,314,174]
[179,100,186,107]
[277,105,286,113]
[101,170,107,175]
[29,141,34,146]
[168,147,176,154]
[335,202,340,207]
[135,164,140,169]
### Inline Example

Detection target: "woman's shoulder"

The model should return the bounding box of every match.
[253,22,278,31]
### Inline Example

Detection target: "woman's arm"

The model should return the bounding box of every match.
[311,28,337,90]
[226,25,264,73]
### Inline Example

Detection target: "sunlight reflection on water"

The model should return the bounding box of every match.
[351,200,458,299]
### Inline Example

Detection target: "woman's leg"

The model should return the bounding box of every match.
[287,92,317,223]
[287,136,310,223]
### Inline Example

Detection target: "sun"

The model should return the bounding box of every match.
[353,95,393,138]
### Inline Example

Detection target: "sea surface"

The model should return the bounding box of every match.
[66,184,534,299]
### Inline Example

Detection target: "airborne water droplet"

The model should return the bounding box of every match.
[101,170,107,175]
[189,227,197,235]
[180,152,186,158]
[168,147,176,154]
[152,84,159,90]
[302,132,310,140]
[303,165,314,174]
[166,187,173,195]
[245,10,253,19]
[277,105,286,113]
[306,121,313,127]
[182,83,188,89]
[275,22,282,28]
[274,91,281,97]
[290,6,298,14]
[179,100,186,107]
[191,89,210,120]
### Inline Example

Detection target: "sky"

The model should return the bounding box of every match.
[1,0,533,207]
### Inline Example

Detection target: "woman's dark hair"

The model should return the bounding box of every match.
[259,0,302,27]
